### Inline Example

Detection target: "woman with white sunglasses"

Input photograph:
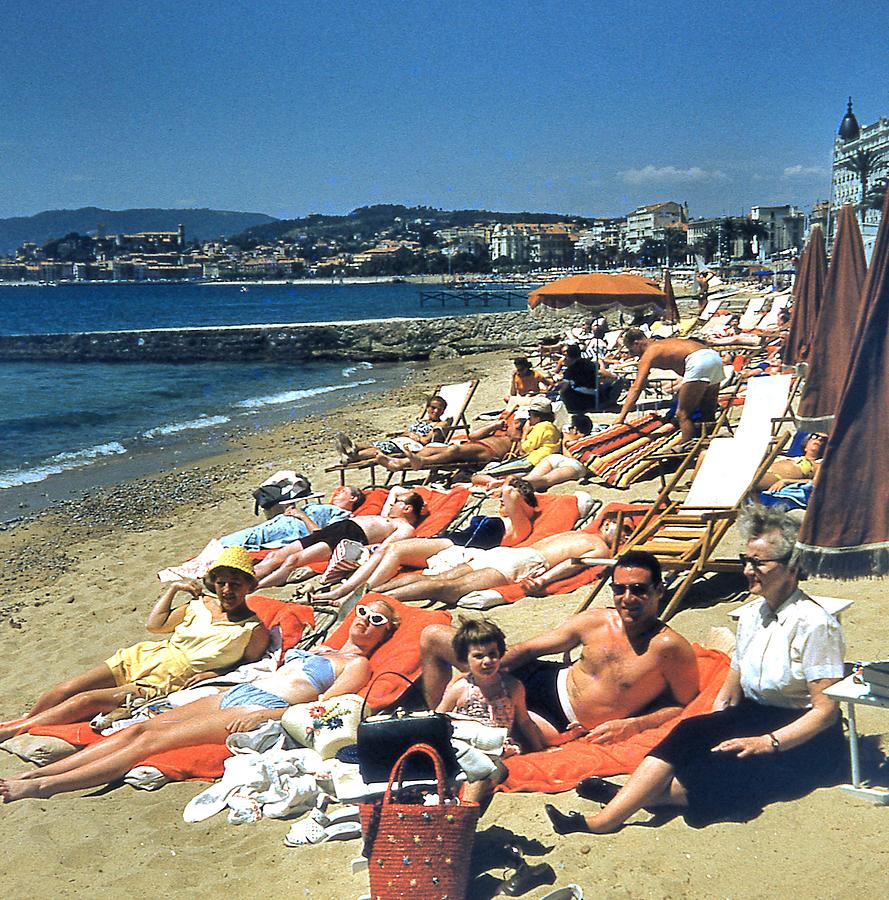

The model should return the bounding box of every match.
[1,599,399,804]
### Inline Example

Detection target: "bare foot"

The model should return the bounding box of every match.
[0,777,46,802]
[380,455,410,472]
[0,724,25,743]
[404,448,423,471]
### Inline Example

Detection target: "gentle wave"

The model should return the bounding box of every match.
[341,361,374,377]
[235,378,375,409]
[0,442,127,489]
[1,408,121,437]
[141,415,231,439]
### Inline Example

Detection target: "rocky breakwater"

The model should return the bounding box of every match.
[0,309,589,363]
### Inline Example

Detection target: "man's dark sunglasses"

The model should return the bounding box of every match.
[611,582,653,597]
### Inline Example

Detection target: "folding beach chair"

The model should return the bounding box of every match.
[575,430,790,620]
[325,380,479,487]
[737,295,768,331]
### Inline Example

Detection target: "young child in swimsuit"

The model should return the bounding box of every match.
[436,617,574,812]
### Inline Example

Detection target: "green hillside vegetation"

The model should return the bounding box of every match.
[0,207,278,254]
[231,204,595,250]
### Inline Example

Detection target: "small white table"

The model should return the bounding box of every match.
[824,674,889,805]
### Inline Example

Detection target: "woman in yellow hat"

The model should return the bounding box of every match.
[0,547,269,742]
[1,598,398,803]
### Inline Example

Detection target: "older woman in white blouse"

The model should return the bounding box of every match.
[546,504,846,833]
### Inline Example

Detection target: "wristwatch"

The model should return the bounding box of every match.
[768,732,781,752]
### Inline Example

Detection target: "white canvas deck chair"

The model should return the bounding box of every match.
[326,379,478,487]
[756,292,791,330]
[576,430,790,620]
[731,373,796,444]
[737,295,768,331]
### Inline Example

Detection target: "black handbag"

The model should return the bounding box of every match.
[356,674,459,783]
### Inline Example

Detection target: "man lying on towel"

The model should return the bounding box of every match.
[419,550,699,745]
[254,491,424,588]
[367,523,622,607]
[219,485,366,550]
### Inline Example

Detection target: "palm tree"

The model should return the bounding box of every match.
[863,176,889,211]
[838,148,888,213]
[737,218,770,259]
[718,217,739,262]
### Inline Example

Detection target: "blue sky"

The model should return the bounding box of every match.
[2,1,887,221]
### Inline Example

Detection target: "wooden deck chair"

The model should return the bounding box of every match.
[325,380,479,487]
[575,430,790,620]
[435,379,478,440]
[737,295,768,331]
[732,372,797,443]
[756,292,791,330]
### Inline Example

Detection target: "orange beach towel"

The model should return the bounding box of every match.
[499,645,729,793]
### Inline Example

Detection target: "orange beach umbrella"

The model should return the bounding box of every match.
[528,273,666,312]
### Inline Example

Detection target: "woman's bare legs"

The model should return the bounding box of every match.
[312,538,454,604]
[0,684,145,743]
[26,664,118,717]
[255,541,331,587]
[574,756,689,834]
[0,695,232,802]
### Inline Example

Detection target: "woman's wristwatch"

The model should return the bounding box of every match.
[767,732,781,752]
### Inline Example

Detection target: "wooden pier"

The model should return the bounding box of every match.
[419,287,529,308]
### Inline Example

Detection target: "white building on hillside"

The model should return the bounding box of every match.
[625,201,686,252]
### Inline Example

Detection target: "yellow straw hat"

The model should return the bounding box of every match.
[204,546,257,593]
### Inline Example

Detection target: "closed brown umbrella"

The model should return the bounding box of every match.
[662,268,679,324]
[785,225,827,365]
[795,186,889,578]
[796,205,867,431]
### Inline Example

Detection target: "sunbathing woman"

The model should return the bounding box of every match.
[0,598,398,803]
[309,479,540,607]
[0,547,269,744]
[757,433,826,492]
[472,414,594,493]
[335,395,450,464]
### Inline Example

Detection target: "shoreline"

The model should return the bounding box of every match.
[0,358,417,526]
[1,347,887,898]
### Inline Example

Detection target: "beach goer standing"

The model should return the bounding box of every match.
[615,330,724,444]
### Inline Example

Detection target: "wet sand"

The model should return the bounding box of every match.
[1,347,887,899]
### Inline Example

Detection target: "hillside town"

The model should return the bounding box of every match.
[1,99,886,284]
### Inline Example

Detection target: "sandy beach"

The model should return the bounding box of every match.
[2,347,888,900]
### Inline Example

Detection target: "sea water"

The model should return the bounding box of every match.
[0,281,502,521]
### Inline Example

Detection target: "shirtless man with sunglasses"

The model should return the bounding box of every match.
[419,550,699,745]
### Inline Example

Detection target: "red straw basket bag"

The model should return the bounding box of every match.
[359,742,480,900]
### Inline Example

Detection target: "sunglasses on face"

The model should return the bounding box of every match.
[355,604,390,627]
[738,553,792,570]
[611,582,652,597]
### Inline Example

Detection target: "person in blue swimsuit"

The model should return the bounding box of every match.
[1,599,399,803]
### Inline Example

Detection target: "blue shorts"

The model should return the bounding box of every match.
[282,647,337,693]
[219,683,290,711]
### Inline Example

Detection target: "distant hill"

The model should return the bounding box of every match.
[232,204,594,247]
[0,207,278,254]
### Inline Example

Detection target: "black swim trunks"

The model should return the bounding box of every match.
[299,518,368,551]
[511,659,570,731]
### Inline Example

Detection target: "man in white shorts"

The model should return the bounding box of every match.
[372,528,616,607]
[615,330,724,443]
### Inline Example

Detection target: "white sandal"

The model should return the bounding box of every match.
[284,817,361,846]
